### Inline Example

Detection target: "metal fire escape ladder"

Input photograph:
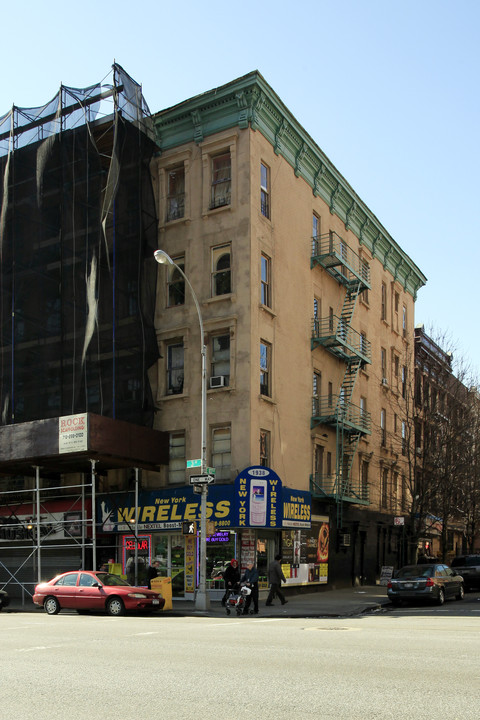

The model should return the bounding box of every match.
[310,232,372,525]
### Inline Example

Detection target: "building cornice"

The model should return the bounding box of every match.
[153,71,427,300]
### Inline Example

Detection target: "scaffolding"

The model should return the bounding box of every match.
[0,65,166,602]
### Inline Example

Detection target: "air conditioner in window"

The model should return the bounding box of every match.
[382,378,388,386]
[339,533,351,548]
[210,376,225,388]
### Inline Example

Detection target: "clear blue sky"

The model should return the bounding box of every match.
[2,0,478,377]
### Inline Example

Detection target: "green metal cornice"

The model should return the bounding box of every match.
[153,71,426,298]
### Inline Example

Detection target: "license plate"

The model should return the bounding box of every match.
[403,582,413,589]
[152,599,160,605]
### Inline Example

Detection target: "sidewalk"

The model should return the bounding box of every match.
[4,586,390,618]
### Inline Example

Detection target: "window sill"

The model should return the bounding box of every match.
[259,303,276,318]
[204,294,236,305]
[203,204,233,218]
[159,216,191,231]
[259,393,276,405]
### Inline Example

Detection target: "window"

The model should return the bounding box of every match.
[169,432,185,484]
[313,298,320,337]
[360,331,368,356]
[401,366,407,399]
[381,409,387,446]
[360,396,367,420]
[210,153,231,209]
[313,371,321,398]
[211,426,231,481]
[361,461,369,499]
[167,256,185,307]
[328,382,333,408]
[261,254,271,307]
[402,305,407,338]
[381,283,387,321]
[329,307,334,333]
[312,213,320,239]
[401,421,407,455]
[381,348,387,383]
[260,341,271,397]
[260,430,270,467]
[211,245,231,296]
[381,467,389,508]
[394,291,400,332]
[166,342,184,395]
[315,445,324,477]
[326,452,332,477]
[167,166,185,221]
[360,259,369,303]
[211,334,230,386]
[401,475,407,511]
[260,162,270,218]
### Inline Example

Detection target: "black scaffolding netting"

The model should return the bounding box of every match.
[0,64,159,428]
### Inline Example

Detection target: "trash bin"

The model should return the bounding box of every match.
[151,576,172,610]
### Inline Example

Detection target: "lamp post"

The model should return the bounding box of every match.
[154,249,210,611]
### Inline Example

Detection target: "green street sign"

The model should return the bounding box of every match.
[206,467,216,475]
[187,459,201,468]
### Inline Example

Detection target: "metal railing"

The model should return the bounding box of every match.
[311,232,370,287]
[311,395,371,434]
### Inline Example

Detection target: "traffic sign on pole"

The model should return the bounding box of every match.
[189,474,215,485]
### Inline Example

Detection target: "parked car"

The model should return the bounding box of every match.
[0,588,10,611]
[387,563,464,606]
[33,571,165,616]
[450,555,480,591]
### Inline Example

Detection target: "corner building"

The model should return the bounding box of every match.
[149,71,427,591]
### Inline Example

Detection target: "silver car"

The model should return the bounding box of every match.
[387,563,464,606]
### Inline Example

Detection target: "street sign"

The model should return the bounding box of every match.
[189,474,215,485]
[187,459,201,468]
[206,467,216,475]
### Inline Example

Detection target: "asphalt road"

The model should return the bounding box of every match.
[2,597,479,720]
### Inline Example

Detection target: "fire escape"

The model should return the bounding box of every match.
[310,231,372,528]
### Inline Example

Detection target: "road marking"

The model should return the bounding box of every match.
[17,645,63,652]
[128,632,159,636]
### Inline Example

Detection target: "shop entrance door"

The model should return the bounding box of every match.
[152,534,186,598]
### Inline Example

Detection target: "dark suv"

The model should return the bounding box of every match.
[450,555,480,591]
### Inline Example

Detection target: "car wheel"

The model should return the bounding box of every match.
[106,597,125,616]
[44,596,61,615]
[456,584,465,601]
[437,588,445,606]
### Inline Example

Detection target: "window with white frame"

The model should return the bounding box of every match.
[210,153,231,209]
[260,162,270,218]
[261,253,271,307]
[211,426,231,481]
[211,244,231,296]
[166,341,184,395]
[166,166,185,221]
[169,432,186,484]
[167,256,185,307]
[210,334,230,386]
[260,341,271,397]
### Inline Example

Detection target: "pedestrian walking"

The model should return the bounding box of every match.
[266,554,288,606]
[221,558,240,606]
[146,560,160,589]
[241,562,259,614]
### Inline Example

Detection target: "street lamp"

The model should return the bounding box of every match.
[154,249,210,611]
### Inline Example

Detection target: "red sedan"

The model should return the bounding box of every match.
[33,571,165,616]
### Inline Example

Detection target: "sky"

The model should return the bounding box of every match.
[1,0,478,378]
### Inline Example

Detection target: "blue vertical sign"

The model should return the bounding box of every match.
[234,466,282,528]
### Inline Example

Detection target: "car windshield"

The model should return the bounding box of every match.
[396,566,434,579]
[95,573,130,587]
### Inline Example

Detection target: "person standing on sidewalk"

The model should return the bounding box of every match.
[221,558,240,606]
[266,554,288,606]
[241,562,259,614]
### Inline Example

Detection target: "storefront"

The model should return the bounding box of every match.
[98,467,328,597]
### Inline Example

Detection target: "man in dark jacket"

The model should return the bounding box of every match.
[266,554,288,606]
[221,558,240,606]
[146,560,160,589]
[241,562,259,614]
